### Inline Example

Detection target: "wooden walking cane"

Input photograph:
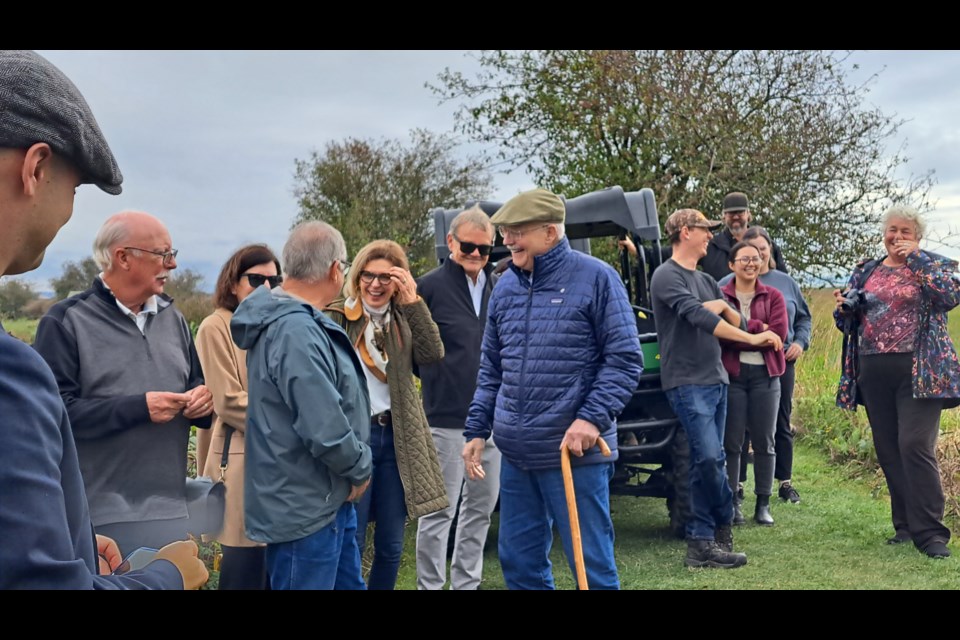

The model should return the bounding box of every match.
[561,437,612,591]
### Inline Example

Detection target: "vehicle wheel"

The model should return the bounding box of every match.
[667,425,691,539]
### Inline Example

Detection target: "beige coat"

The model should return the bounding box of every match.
[194,308,262,548]
[326,297,449,519]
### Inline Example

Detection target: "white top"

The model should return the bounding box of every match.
[466,269,487,317]
[736,289,765,366]
[100,275,158,335]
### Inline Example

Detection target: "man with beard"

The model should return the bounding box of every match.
[699,192,787,281]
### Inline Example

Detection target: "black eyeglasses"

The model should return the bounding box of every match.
[455,236,494,257]
[124,247,178,266]
[732,256,761,265]
[359,271,395,286]
[242,273,283,288]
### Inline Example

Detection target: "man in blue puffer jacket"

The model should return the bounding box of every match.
[464,188,643,589]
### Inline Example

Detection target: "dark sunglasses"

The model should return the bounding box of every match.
[456,237,494,257]
[242,273,283,288]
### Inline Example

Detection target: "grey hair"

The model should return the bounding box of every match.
[881,205,926,239]
[92,215,134,270]
[283,221,346,282]
[449,205,494,240]
[552,223,566,240]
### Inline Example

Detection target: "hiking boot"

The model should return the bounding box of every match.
[886,532,911,545]
[754,495,775,526]
[715,524,735,553]
[778,482,801,504]
[685,539,747,569]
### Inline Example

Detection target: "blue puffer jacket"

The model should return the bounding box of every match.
[465,238,644,470]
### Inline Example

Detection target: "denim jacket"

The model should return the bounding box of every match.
[835,250,960,410]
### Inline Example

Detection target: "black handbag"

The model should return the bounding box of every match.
[184,427,233,537]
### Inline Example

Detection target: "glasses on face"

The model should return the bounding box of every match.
[242,273,283,288]
[455,236,494,257]
[733,256,762,265]
[497,224,550,241]
[124,247,178,266]
[338,259,351,273]
[724,210,746,218]
[359,271,394,286]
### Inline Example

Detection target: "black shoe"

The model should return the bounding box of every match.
[715,525,734,553]
[754,495,775,526]
[778,482,801,504]
[685,539,747,569]
[886,533,911,545]
[920,541,951,559]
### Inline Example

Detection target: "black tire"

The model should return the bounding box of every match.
[667,425,692,539]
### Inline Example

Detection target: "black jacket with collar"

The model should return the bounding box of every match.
[415,258,495,430]
[699,228,788,282]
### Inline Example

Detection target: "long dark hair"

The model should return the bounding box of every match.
[213,244,281,312]
[741,226,776,271]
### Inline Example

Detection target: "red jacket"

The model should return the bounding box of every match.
[720,278,787,378]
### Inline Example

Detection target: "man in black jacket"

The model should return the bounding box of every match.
[700,192,788,281]
[415,206,502,590]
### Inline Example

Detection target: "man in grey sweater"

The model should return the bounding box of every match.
[651,209,782,569]
[35,211,214,557]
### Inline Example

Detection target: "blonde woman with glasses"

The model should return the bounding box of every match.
[324,239,448,589]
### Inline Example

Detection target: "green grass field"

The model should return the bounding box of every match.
[390,442,960,589]
[2,317,38,343]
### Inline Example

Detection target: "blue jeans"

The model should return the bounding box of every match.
[665,384,734,540]
[498,457,618,590]
[355,422,408,590]
[265,503,365,590]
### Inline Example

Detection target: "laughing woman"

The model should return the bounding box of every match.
[325,240,448,589]
[835,205,960,558]
[720,242,788,526]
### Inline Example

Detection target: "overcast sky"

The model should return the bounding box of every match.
[20,50,960,292]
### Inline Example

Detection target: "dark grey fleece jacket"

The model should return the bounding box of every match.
[33,278,209,526]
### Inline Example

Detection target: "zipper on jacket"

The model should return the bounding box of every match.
[520,275,534,423]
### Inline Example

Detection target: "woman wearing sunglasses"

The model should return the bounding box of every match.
[194,244,282,589]
[719,242,788,526]
[325,239,447,589]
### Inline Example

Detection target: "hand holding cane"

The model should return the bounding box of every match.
[561,437,612,591]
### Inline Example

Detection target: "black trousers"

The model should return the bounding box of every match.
[859,353,950,548]
[739,360,796,484]
[219,545,269,590]
[774,359,796,481]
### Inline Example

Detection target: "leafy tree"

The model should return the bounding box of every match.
[293,129,494,275]
[51,257,100,300]
[0,278,36,318]
[433,50,934,281]
[164,269,211,330]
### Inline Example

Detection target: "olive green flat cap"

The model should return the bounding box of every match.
[490,188,565,226]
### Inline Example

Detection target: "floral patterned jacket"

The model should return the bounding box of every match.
[835,250,960,410]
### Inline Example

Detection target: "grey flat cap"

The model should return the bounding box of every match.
[0,50,122,194]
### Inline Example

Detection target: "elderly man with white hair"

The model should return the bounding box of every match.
[231,221,373,590]
[34,210,214,557]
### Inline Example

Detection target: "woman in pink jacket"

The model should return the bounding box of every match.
[720,242,788,527]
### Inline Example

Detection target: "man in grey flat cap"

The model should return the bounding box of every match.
[0,50,206,589]
[464,188,643,589]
